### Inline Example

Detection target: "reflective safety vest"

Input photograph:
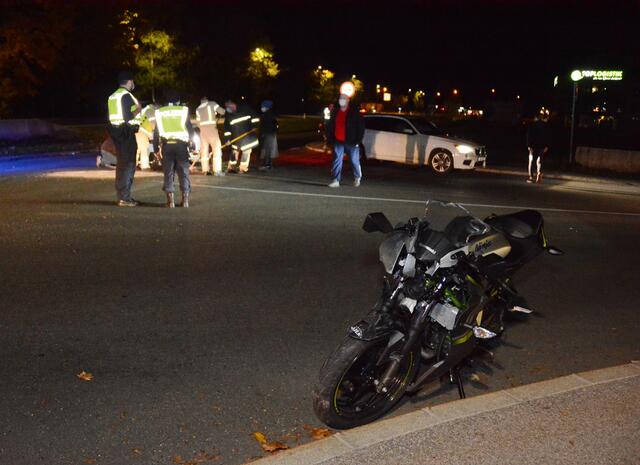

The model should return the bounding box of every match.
[108,87,140,126]
[196,101,222,127]
[155,105,190,142]
[138,105,156,137]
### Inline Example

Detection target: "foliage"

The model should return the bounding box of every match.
[309,67,337,105]
[0,5,71,116]
[246,47,280,82]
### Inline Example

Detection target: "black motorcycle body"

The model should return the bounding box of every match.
[313,201,562,429]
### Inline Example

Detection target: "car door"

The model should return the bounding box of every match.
[364,117,418,163]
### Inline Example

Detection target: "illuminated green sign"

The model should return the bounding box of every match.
[571,70,623,82]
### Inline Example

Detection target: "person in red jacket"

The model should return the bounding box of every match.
[325,91,365,188]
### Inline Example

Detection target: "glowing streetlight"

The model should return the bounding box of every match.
[491,88,496,94]
[436,91,441,97]
[453,89,458,95]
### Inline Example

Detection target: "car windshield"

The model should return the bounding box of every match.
[406,117,445,136]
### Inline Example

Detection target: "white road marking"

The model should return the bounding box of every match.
[191,183,640,217]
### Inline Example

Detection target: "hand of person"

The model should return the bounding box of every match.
[543,147,549,153]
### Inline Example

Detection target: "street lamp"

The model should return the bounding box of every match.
[569,70,583,164]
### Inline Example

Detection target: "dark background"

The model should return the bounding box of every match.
[1,0,638,118]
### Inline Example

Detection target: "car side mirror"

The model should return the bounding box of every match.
[363,212,394,234]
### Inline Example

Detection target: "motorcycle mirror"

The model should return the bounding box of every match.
[547,246,564,256]
[363,212,394,234]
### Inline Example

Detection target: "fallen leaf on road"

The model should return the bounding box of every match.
[83,459,96,464]
[253,432,289,453]
[77,371,93,381]
[304,425,333,440]
[261,441,289,453]
[131,448,142,455]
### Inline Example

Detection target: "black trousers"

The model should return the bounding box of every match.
[162,141,191,193]
[108,125,138,201]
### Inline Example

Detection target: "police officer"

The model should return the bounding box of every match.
[153,91,194,208]
[135,103,157,170]
[107,71,141,206]
[223,100,259,173]
[196,97,225,176]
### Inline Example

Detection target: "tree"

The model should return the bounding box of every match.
[309,66,336,106]
[0,4,71,117]
[244,45,280,99]
[134,30,177,102]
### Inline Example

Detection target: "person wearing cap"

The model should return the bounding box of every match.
[526,109,551,183]
[325,83,365,187]
[196,97,225,176]
[135,103,158,170]
[258,100,278,170]
[153,91,195,208]
[107,71,142,206]
[223,100,259,174]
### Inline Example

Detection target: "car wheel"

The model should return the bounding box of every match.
[429,149,453,175]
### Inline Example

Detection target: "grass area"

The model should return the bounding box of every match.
[277,115,321,134]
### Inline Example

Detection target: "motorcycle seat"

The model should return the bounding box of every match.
[487,210,542,240]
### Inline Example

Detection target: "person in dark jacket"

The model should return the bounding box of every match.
[223,100,259,173]
[526,111,550,183]
[258,100,279,170]
[325,93,365,187]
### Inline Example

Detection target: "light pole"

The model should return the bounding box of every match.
[569,70,583,164]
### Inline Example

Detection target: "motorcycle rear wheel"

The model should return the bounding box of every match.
[313,336,419,429]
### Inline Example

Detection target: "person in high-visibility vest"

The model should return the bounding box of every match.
[153,91,195,208]
[223,100,259,173]
[107,71,142,206]
[135,103,158,170]
[195,97,225,176]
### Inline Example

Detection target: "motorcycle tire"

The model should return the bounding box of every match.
[313,336,419,429]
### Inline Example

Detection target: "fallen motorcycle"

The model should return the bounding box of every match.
[313,200,563,429]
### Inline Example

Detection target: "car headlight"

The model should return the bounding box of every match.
[455,144,475,154]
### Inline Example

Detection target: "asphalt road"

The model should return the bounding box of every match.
[1,150,639,465]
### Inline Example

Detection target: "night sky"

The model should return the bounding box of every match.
[1,0,638,117]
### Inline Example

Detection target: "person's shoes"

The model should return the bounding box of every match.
[526,177,534,183]
[205,171,213,176]
[259,165,272,171]
[213,171,226,177]
[166,192,175,208]
[328,179,340,188]
[238,169,248,174]
[535,172,542,183]
[181,192,189,208]
[226,167,238,174]
[117,199,138,207]
[353,178,361,187]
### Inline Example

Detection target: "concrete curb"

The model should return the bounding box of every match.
[246,362,640,465]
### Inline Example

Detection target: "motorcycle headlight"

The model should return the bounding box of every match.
[455,144,475,154]
[192,133,200,146]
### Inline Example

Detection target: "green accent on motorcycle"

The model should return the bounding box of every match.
[465,274,480,287]
[444,288,464,309]
[541,227,548,248]
[453,330,473,345]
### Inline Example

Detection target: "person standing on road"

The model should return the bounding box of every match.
[223,100,259,174]
[258,100,278,170]
[325,87,364,188]
[153,91,195,208]
[196,97,226,176]
[135,103,157,170]
[526,110,550,183]
[107,71,142,206]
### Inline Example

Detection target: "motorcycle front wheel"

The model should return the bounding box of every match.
[313,336,419,429]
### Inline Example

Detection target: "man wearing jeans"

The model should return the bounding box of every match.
[325,90,365,188]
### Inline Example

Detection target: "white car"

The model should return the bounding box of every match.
[362,114,486,174]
